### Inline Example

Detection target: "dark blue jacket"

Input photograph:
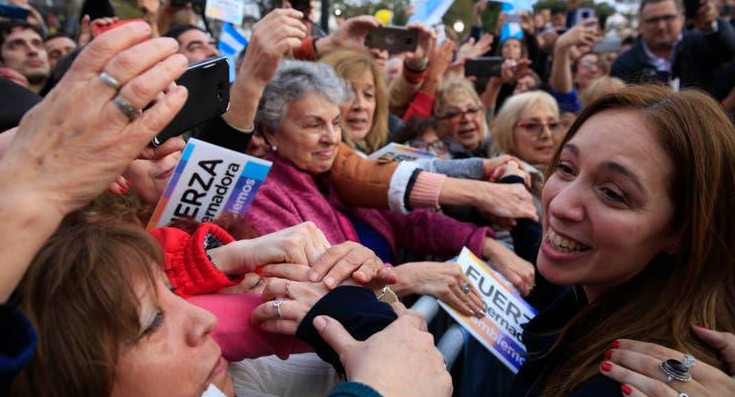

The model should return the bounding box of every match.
[511,290,620,396]
[611,18,735,97]
[1,297,37,395]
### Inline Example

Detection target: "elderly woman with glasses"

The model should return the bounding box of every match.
[433,78,492,158]
[246,60,535,313]
[491,91,562,204]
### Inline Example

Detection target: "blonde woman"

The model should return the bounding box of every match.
[320,50,390,155]
[433,78,492,158]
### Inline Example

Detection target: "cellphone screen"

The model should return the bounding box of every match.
[464,57,503,77]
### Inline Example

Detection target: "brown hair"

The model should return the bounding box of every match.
[14,215,162,397]
[541,85,735,395]
[320,49,390,154]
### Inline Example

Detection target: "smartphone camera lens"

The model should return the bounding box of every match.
[385,33,396,46]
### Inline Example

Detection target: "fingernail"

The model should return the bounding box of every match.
[621,384,632,395]
[324,277,335,288]
[610,340,620,349]
[604,349,613,360]
[125,180,133,188]
[308,271,319,282]
[600,361,612,372]
[254,267,264,276]
[313,316,326,330]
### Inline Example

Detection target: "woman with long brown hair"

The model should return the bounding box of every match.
[511,85,735,396]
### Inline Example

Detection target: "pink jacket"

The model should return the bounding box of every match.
[187,293,310,361]
[245,154,494,260]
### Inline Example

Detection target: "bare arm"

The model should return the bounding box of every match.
[222,9,307,130]
[0,22,187,301]
[549,19,598,94]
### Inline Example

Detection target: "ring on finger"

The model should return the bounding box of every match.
[660,357,693,382]
[678,393,689,397]
[272,298,284,320]
[112,95,142,121]
[460,282,472,294]
[99,71,121,90]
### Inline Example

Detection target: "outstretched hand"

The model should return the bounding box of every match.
[314,313,452,397]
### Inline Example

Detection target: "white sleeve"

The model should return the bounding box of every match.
[388,161,420,214]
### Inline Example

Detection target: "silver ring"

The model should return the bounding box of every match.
[660,358,692,382]
[112,95,142,121]
[678,393,689,397]
[460,282,471,294]
[99,71,121,90]
[272,298,284,320]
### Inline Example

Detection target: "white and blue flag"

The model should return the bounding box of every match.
[218,23,248,82]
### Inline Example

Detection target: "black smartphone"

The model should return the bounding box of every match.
[684,0,700,18]
[151,56,230,147]
[464,57,504,77]
[288,0,312,15]
[365,27,419,52]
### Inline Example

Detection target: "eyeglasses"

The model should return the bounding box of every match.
[579,60,602,70]
[407,138,447,152]
[438,106,482,122]
[643,14,679,25]
[515,121,563,135]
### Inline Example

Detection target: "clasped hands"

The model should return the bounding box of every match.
[206,222,397,334]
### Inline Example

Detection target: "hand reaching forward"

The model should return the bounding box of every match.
[315,313,453,397]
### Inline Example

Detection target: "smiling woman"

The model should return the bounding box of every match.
[246,60,536,318]
[434,79,490,158]
[511,85,735,396]
[492,90,563,168]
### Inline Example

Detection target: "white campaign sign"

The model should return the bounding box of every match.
[147,138,271,230]
[438,247,537,373]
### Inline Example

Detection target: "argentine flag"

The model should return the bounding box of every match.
[218,23,248,82]
[497,1,524,43]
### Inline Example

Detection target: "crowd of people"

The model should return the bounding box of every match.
[2,0,735,396]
